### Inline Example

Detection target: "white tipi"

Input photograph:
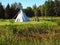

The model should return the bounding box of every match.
[15,10,29,22]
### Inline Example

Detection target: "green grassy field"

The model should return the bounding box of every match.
[0,17,60,45]
[0,17,60,25]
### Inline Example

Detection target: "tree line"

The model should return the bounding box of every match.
[0,0,60,19]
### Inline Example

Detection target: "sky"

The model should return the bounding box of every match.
[0,0,46,8]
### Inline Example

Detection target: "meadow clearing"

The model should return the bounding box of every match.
[0,17,60,45]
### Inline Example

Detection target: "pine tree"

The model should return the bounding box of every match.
[45,1,49,16]
[33,4,39,22]
[45,0,54,16]
[5,4,10,19]
[33,4,37,17]
[39,5,45,16]
[0,3,5,19]
[54,0,60,16]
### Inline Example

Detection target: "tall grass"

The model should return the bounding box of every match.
[0,17,60,45]
[0,20,60,45]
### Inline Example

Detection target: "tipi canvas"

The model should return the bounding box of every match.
[15,10,29,22]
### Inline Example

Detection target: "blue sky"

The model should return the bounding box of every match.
[0,0,46,8]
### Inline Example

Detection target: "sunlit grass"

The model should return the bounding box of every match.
[0,17,60,45]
